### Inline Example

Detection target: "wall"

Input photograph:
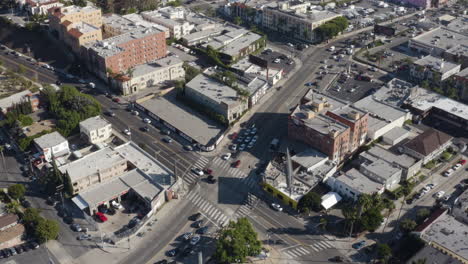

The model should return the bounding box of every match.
[71,160,127,194]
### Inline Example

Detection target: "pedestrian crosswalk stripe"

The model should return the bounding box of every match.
[220,215,228,223]
[322,241,333,248]
[192,195,202,205]
[200,201,210,211]
[311,246,319,252]
[187,192,196,200]
[213,211,221,220]
[296,247,309,254]
[206,206,216,215]
[287,250,299,257]
[315,243,326,250]
[291,249,303,256]
[283,252,293,258]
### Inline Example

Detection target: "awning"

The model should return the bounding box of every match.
[321,192,342,210]
[72,196,90,210]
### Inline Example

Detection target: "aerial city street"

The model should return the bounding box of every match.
[0,0,467,263]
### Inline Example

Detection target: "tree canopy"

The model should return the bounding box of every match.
[297,191,322,213]
[315,16,349,41]
[376,243,392,262]
[8,184,26,200]
[44,85,101,137]
[400,218,417,233]
[214,217,262,263]
[35,218,60,243]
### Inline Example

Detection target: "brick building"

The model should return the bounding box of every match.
[81,28,167,81]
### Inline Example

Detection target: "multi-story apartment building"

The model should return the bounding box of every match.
[79,116,112,145]
[141,7,192,39]
[20,0,63,15]
[48,5,102,53]
[185,73,248,124]
[81,27,167,81]
[262,2,341,43]
[455,68,468,102]
[410,55,461,83]
[33,131,70,162]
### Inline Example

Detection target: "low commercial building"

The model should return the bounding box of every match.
[185,73,248,124]
[237,74,270,107]
[81,27,167,81]
[408,27,468,57]
[71,142,179,215]
[454,67,468,102]
[0,214,24,250]
[33,131,70,162]
[408,246,463,264]
[397,0,447,9]
[452,189,468,225]
[79,116,112,145]
[231,56,283,86]
[291,148,337,180]
[0,90,39,115]
[404,87,468,132]
[103,13,170,39]
[403,128,452,165]
[262,2,341,43]
[123,13,170,38]
[417,213,468,264]
[135,90,225,151]
[381,126,410,146]
[327,169,384,201]
[443,44,468,69]
[359,155,402,191]
[410,55,461,83]
[360,146,422,181]
[111,56,185,95]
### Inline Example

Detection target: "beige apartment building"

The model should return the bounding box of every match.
[49,5,103,53]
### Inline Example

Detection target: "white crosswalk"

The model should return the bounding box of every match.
[182,156,210,185]
[211,157,247,178]
[282,241,334,259]
[186,191,229,227]
[233,193,260,218]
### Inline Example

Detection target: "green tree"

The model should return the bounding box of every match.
[297,191,321,213]
[8,184,26,200]
[319,217,328,231]
[6,201,20,214]
[234,16,242,25]
[214,217,262,263]
[22,208,43,227]
[17,64,26,74]
[18,114,33,127]
[35,218,60,243]
[400,218,417,233]
[183,62,200,82]
[359,207,383,232]
[376,243,392,262]
[64,172,74,197]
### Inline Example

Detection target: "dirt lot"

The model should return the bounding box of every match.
[0,20,72,69]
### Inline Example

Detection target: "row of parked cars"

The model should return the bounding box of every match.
[0,241,40,259]
[230,127,258,152]
[443,159,466,177]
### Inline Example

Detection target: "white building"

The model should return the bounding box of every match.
[111,56,185,95]
[327,169,384,201]
[79,116,112,144]
[231,57,283,85]
[141,7,193,39]
[33,131,69,162]
[410,55,461,82]
[18,0,63,15]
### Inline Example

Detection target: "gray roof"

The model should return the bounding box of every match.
[411,27,468,52]
[34,131,67,149]
[131,56,183,78]
[291,105,349,135]
[360,155,402,180]
[80,116,110,132]
[337,169,383,194]
[420,214,468,262]
[291,148,328,169]
[217,32,262,56]
[455,67,468,78]
[76,169,163,208]
[185,74,240,106]
[408,245,463,264]
[0,90,32,111]
[446,15,468,34]
[414,55,460,74]
[363,145,416,168]
[138,91,223,146]
[354,95,409,122]
[59,147,126,183]
[383,126,410,142]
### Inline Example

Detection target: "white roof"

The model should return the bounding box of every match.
[321,192,342,210]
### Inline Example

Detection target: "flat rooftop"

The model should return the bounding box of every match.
[80,116,110,132]
[123,14,170,33]
[34,131,67,149]
[72,21,99,34]
[408,87,468,121]
[414,55,460,74]
[266,6,340,23]
[337,169,383,194]
[455,67,468,78]
[86,27,162,57]
[446,15,468,34]
[291,104,349,135]
[185,74,240,106]
[361,157,401,180]
[114,142,175,187]
[371,78,415,107]
[411,27,468,51]
[138,91,223,146]
[55,5,99,16]
[131,56,183,78]
[291,148,328,169]
[446,44,468,57]
[363,145,416,168]
[219,32,262,56]
[383,126,410,141]
[354,96,409,122]
[58,147,126,183]
[421,214,468,261]
[238,75,269,96]
[77,168,164,208]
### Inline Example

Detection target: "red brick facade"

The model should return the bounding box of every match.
[326,111,368,152]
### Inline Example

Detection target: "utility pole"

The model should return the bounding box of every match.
[198,251,203,264]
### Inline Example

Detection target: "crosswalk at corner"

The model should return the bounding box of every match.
[186,191,229,227]
[233,193,260,219]
[182,156,210,185]
[211,157,247,178]
[282,241,334,259]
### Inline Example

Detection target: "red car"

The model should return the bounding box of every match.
[95,212,108,222]
[204,168,213,175]
[232,160,241,168]
[460,160,467,165]
[112,97,120,103]
[230,132,238,140]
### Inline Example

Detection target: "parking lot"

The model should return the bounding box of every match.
[257,49,296,75]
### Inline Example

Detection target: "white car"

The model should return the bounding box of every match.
[132,110,139,116]
[273,58,281,63]
[287,43,294,47]
[192,168,204,176]
[190,235,201,245]
[123,129,131,136]
[230,144,237,151]
[434,191,445,199]
[453,163,462,170]
[443,169,454,177]
[271,203,283,212]
[143,118,151,124]
[111,200,123,210]
[222,153,231,160]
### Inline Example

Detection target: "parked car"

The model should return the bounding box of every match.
[271,203,283,212]
[128,216,141,228]
[460,159,467,165]
[190,235,201,245]
[162,129,170,135]
[112,97,120,103]
[167,248,179,257]
[443,169,454,177]
[230,144,237,151]
[106,111,116,117]
[193,220,203,228]
[70,224,82,232]
[143,118,151,124]
[189,213,201,221]
[95,212,108,222]
[329,256,344,262]
[181,232,193,241]
[232,160,241,168]
[454,163,462,170]
[111,200,123,210]
[184,145,193,151]
[352,240,366,249]
[123,129,131,136]
[434,191,445,199]
[192,168,204,176]
[9,248,17,256]
[197,226,209,234]
[207,175,216,184]
[15,246,23,254]
[162,137,173,143]
[29,242,39,250]
[77,234,92,240]
[222,153,231,160]
[141,126,150,132]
